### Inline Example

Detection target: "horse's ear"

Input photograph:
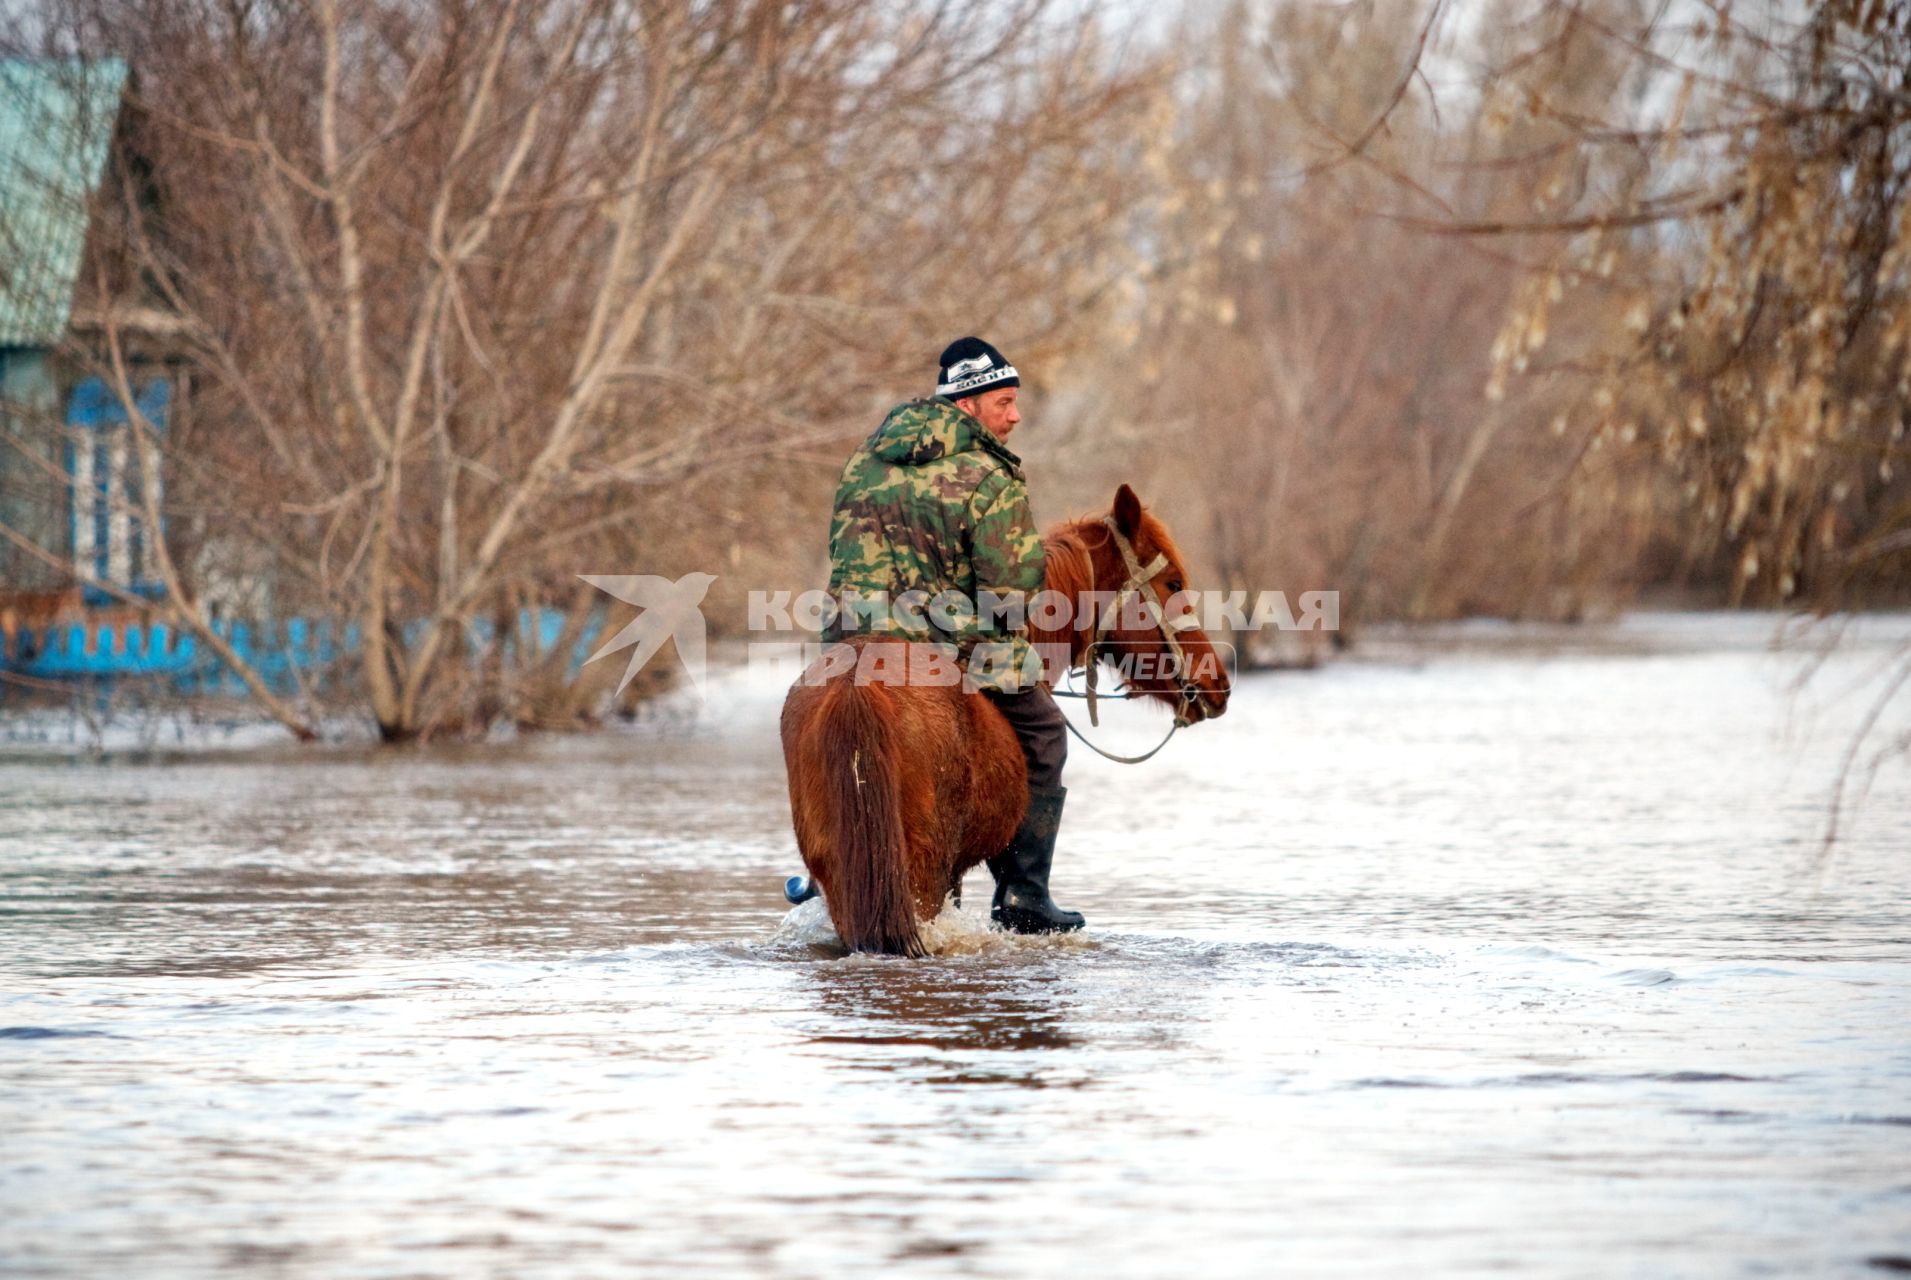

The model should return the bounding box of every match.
[1112,484,1143,538]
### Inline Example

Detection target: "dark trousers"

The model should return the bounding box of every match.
[984,684,1067,791]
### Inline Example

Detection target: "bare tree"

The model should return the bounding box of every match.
[4,0,1160,740]
[1389,0,1911,836]
[1032,0,1660,657]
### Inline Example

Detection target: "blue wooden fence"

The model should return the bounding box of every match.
[1,609,601,694]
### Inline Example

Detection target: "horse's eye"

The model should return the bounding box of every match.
[1166,580,1183,594]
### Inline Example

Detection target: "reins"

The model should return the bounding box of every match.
[1047,515,1206,766]
[1055,693,1182,764]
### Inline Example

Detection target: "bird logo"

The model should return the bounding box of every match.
[945,352,996,380]
[580,572,718,697]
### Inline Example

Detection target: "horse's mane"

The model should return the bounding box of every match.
[1037,506,1190,666]
[1041,521,1097,593]
[1043,508,1188,593]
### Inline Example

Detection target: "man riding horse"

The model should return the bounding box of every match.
[820,337,1082,935]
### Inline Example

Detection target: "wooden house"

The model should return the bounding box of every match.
[1,57,188,673]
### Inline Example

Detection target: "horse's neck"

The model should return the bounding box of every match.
[1034,520,1107,667]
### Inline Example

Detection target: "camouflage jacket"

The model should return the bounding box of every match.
[824,396,1045,692]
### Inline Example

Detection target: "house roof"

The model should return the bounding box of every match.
[0,58,129,348]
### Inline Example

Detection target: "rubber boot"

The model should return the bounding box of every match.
[987,785,1085,934]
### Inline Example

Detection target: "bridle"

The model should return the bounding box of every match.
[1052,515,1215,764]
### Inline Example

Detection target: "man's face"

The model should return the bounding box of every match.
[957,387,1021,442]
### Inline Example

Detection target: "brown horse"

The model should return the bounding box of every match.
[779,484,1232,956]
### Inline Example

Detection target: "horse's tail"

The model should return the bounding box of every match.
[818,681,922,957]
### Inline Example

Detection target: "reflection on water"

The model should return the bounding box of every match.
[2,614,1909,1278]
[802,968,1081,1059]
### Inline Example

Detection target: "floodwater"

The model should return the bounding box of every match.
[2,613,1909,1278]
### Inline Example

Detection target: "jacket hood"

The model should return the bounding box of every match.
[868,397,1021,471]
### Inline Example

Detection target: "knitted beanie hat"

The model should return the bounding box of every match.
[935,336,1020,400]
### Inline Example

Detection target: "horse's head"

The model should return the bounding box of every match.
[1083,484,1231,724]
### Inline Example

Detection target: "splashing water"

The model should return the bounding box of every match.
[766,894,1097,959]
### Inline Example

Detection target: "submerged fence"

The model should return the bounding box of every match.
[0,609,601,694]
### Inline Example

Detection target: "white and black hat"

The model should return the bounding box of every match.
[935,336,1020,400]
